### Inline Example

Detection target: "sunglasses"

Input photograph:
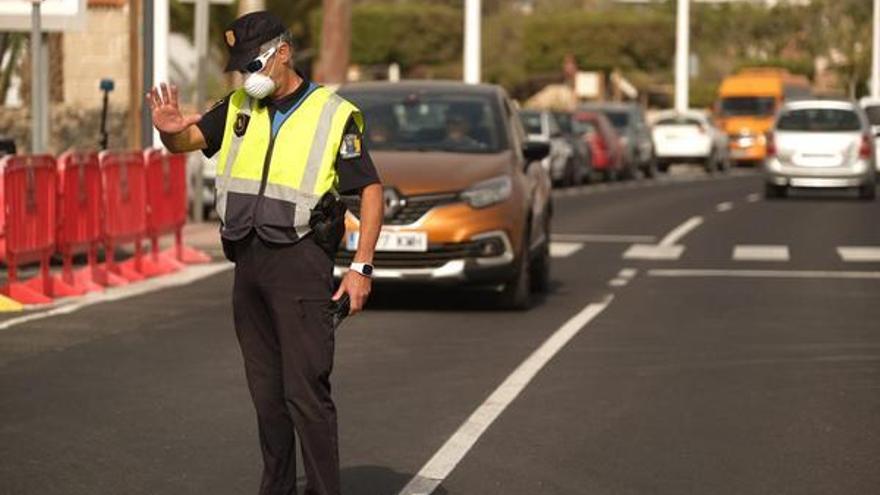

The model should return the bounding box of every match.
[244,45,277,74]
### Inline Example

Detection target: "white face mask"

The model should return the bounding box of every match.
[243,46,278,99]
[243,72,276,99]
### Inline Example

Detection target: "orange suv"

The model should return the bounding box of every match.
[335,81,553,308]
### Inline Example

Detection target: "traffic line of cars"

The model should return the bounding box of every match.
[518,103,731,188]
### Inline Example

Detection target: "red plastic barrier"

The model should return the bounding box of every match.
[55,151,106,292]
[144,149,209,267]
[0,155,78,304]
[98,150,150,283]
[0,160,6,262]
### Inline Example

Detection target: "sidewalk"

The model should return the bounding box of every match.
[164,221,224,261]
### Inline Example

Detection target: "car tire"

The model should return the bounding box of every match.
[859,183,876,200]
[704,156,717,174]
[657,162,670,173]
[530,223,551,294]
[764,183,787,199]
[643,156,658,178]
[602,168,618,182]
[498,244,533,310]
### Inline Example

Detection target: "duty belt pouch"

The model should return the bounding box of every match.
[309,192,348,260]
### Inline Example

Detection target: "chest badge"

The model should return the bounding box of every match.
[234,112,250,137]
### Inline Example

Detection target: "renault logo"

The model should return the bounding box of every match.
[383,188,406,220]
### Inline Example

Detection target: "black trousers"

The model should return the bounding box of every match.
[231,233,339,495]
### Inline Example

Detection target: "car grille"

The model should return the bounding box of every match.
[336,241,483,269]
[342,193,460,226]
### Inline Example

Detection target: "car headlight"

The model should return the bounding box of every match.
[461,175,513,209]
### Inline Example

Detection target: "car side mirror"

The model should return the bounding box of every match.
[522,140,550,163]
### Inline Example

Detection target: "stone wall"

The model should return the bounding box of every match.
[63,4,131,109]
[0,104,130,154]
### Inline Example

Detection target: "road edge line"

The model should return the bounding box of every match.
[397,297,615,495]
[0,262,233,331]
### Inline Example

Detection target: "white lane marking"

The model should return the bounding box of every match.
[715,201,734,212]
[648,268,880,280]
[0,262,233,331]
[659,216,704,246]
[622,216,702,261]
[733,245,790,262]
[746,193,761,203]
[623,244,684,260]
[837,246,880,262]
[608,267,638,287]
[551,233,657,243]
[549,241,584,258]
[397,298,615,495]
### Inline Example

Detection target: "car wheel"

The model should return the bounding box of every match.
[602,168,618,182]
[764,183,787,199]
[643,156,658,178]
[704,155,717,174]
[657,162,670,173]
[498,244,533,310]
[530,226,551,294]
[859,183,876,200]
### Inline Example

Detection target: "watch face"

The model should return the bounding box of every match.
[362,264,374,276]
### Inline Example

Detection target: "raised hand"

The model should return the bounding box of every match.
[146,83,202,135]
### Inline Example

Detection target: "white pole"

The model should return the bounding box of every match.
[154,0,169,147]
[464,0,481,84]
[30,0,45,153]
[872,0,880,98]
[674,0,689,112]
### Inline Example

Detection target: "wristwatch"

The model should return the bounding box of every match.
[349,262,374,278]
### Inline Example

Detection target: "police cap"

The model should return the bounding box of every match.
[223,11,287,73]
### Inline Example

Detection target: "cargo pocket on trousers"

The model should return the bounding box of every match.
[296,298,336,377]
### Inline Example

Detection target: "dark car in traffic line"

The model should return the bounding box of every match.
[579,102,657,178]
[335,81,553,309]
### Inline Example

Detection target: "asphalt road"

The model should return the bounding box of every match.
[1,167,879,495]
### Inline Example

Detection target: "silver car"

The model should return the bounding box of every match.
[765,100,876,200]
[519,109,576,186]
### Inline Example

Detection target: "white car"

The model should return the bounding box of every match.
[651,110,729,173]
[765,99,876,200]
[858,97,880,173]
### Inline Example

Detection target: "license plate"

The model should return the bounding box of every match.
[731,148,750,158]
[346,230,428,252]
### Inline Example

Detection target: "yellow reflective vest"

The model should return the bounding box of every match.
[215,85,363,241]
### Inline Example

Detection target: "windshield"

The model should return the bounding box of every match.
[863,105,880,126]
[337,90,507,153]
[720,96,776,117]
[572,119,593,135]
[519,112,543,135]
[553,113,572,134]
[601,110,629,130]
[776,108,862,132]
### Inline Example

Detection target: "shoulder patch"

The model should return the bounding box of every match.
[208,95,229,112]
[339,133,362,159]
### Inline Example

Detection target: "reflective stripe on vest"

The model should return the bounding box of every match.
[214,86,363,238]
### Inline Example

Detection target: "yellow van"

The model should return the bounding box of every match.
[716,68,811,164]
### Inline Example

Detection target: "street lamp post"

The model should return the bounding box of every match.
[674,0,689,112]
[30,0,46,153]
[872,0,880,98]
[464,0,481,84]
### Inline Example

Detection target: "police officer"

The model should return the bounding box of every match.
[146,11,383,495]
